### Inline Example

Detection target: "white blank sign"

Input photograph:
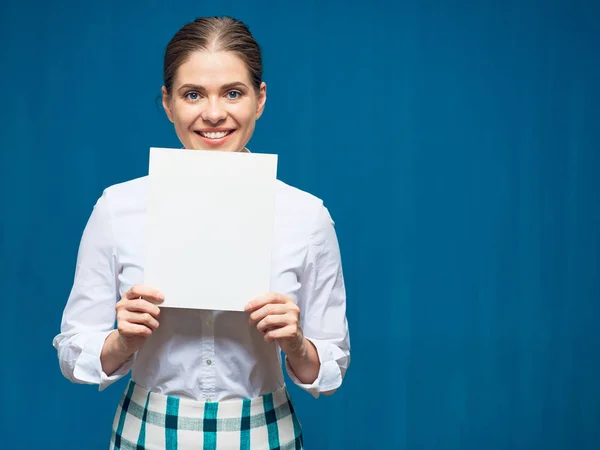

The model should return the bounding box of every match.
[144,147,278,311]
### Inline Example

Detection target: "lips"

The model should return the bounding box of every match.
[193,129,236,147]
[195,130,234,139]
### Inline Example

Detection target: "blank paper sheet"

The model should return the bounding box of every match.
[144,147,278,311]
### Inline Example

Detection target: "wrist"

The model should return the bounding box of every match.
[100,330,136,377]
[285,337,320,385]
[111,330,136,358]
[286,337,313,360]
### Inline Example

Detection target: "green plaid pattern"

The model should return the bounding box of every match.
[109,380,303,450]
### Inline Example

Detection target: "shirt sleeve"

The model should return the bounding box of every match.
[52,190,133,391]
[285,203,351,398]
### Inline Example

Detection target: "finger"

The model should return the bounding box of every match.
[264,325,296,342]
[125,286,165,303]
[126,285,165,303]
[118,322,153,338]
[244,292,290,312]
[256,313,295,333]
[248,304,291,324]
[122,299,161,318]
[121,311,160,331]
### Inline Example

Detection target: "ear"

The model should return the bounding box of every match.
[255,82,267,120]
[162,86,174,123]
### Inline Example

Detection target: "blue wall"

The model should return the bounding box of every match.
[1,0,599,448]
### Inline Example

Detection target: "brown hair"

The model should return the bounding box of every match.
[163,16,263,95]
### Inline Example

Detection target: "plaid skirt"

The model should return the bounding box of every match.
[110,380,304,450]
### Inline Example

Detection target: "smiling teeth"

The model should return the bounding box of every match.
[199,131,231,139]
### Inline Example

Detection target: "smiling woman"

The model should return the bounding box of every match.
[161,18,266,153]
[53,16,350,450]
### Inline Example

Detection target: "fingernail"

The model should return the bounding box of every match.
[158,293,165,301]
[244,302,252,311]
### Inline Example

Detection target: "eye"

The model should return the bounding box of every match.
[226,90,242,100]
[185,91,201,102]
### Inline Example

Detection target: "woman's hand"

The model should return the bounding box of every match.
[245,292,320,384]
[115,284,165,355]
[245,293,306,356]
[101,284,164,376]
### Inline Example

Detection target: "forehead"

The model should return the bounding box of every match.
[174,50,251,87]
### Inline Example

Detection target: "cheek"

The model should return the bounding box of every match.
[233,98,258,121]
[235,106,257,129]
[172,104,198,129]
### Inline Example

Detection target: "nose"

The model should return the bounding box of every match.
[201,97,227,124]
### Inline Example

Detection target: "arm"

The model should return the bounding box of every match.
[288,203,350,398]
[245,203,351,397]
[52,191,132,390]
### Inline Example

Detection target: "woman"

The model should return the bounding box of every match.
[53,16,350,450]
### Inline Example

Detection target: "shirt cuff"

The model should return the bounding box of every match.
[284,337,343,398]
[72,330,135,391]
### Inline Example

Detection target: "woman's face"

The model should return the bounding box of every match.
[162,50,266,152]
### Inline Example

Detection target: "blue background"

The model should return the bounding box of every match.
[1,0,599,448]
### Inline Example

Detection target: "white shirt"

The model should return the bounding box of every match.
[53,176,350,401]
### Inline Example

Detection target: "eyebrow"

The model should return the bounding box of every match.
[177,82,249,93]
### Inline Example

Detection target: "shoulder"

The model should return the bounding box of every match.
[100,176,149,212]
[275,180,335,239]
[276,179,323,210]
[103,175,148,197]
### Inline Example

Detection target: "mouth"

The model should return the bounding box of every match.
[194,129,235,142]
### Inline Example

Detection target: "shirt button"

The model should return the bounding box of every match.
[206,318,213,325]
[206,360,212,365]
